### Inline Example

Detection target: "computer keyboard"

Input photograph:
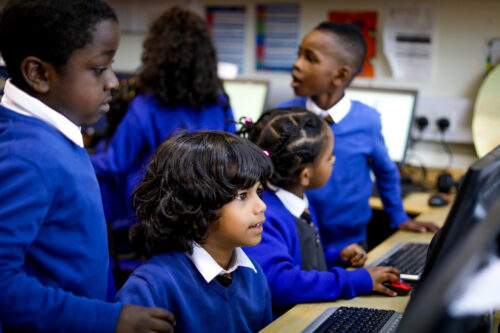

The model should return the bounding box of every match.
[310,307,402,333]
[374,242,428,280]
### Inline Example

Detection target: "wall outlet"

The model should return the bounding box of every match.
[412,96,473,143]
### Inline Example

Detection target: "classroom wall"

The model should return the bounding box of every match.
[1,0,496,170]
[108,0,500,170]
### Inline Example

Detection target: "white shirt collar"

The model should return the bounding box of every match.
[306,93,351,124]
[0,79,84,147]
[274,187,309,219]
[186,243,257,283]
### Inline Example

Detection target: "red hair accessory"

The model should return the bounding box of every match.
[262,150,270,157]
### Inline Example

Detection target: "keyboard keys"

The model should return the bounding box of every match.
[378,243,428,276]
[314,307,398,333]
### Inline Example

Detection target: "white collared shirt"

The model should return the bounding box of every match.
[274,187,309,219]
[186,243,257,284]
[0,79,84,147]
[306,93,352,124]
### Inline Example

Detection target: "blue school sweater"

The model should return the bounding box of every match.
[243,190,372,308]
[277,97,410,249]
[115,251,272,333]
[0,106,122,332]
[91,93,236,225]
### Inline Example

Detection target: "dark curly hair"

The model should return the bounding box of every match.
[137,6,223,109]
[130,131,273,257]
[0,0,118,87]
[246,107,331,188]
[315,21,367,79]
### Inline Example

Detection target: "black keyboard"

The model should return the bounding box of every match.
[378,243,428,276]
[312,307,401,333]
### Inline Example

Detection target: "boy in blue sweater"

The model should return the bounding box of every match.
[115,131,273,333]
[243,108,400,315]
[0,1,174,332]
[278,22,439,251]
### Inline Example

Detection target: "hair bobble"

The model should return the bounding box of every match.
[235,116,254,138]
[262,150,270,157]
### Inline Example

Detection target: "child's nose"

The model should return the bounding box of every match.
[255,197,267,214]
[292,57,302,71]
[106,71,119,90]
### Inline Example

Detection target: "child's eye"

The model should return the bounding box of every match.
[257,187,264,198]
[235,192,247,201]
[93,67,107,75]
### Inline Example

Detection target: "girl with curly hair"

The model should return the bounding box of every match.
[115,131,273,333]
[91,6,235,228]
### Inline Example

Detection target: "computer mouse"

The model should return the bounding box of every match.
[428,193,450,207]
[382,280,412,296]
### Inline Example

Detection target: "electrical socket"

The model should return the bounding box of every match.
[412,96,473,143]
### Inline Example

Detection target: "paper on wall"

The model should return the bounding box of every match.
[383,3,436,80]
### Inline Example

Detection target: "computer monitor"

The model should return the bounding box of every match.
[422,144,500,278]
[222,79,269,128]
[396,198,500,333]
[396,144,500,332]
[346,86,417,164]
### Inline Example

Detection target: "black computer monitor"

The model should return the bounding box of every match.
[396,144,500,332]
[422,144,500,278]
[346,86,417,164]
[396,198,500,333]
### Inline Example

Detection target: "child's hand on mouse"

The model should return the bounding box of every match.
[115,305,176,333]
[340,243,367,267]
[398,219,440,233]
[366,266,400,297]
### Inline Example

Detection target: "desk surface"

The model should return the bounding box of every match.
[260,193,500,333]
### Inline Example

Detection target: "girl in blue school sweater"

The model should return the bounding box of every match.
[115,131,273,333]
[242,108,401,315]
[91,6,235,227]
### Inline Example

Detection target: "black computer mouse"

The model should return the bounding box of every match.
[428,193,450,207]
[382,280,412,296]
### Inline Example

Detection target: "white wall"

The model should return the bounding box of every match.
[75,1,500,169]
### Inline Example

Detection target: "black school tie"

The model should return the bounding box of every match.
[300,209,321,246]
[215,273,233,287]
[324,114,335,125]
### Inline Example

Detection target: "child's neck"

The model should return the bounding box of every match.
[201,243,235,270]
[283,184,305,199]
[311,90,344,111]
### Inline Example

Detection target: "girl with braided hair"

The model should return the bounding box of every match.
[242,107,401,316]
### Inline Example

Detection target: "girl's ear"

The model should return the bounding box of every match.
[20,56,52,93]
[331,65,352,87]
[298,167,312,187]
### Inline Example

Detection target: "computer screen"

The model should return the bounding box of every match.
[222,79,269,128]
[396,198,500,333]
[422,144,500,278]
[396,144,500,332]
[346,86,417,164]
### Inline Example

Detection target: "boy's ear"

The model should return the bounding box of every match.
[331,65,352,87]
[298,167,312,187]
[20,56,52,93]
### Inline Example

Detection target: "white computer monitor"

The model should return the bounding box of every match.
[222,79,269,128]
[346,86,417,164]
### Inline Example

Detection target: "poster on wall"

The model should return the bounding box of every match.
[206,6,247,75]
[383,3,436,80]
[328,11,377,78]
[255,3,300,71]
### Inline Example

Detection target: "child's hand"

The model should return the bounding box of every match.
[340,243,367,267]
[115,305,176,333]
[398,219,440,233]
[366,266,400,297]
